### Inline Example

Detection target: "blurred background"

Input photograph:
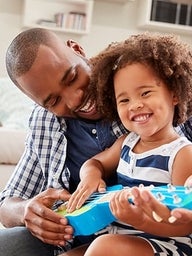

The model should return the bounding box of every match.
[0,0,192,77]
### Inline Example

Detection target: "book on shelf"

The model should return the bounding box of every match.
[37,19,57,28]
[54,12,66,28]
[65,12,86,31]
[36,11,87,31]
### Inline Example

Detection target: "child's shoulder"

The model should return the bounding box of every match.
[124,132,139,144]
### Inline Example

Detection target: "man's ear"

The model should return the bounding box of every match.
[66,39,86,57]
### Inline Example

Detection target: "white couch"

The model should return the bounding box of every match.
[0,128,27,191]
[0,77,34,191]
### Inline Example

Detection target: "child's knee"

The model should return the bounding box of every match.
[84,234,111,256]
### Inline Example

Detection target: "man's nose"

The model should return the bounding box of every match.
[64,89,84,109]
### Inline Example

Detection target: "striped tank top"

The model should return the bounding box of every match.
[116,132,191,187]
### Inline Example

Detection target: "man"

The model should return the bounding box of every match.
[0,28,126,256]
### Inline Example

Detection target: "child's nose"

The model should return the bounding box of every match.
[129,100,143,111]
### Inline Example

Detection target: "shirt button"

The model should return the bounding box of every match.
[92,128,97,135]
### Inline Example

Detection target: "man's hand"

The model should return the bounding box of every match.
[22,188,73,246]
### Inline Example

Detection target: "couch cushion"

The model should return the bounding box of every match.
[0,77,34,129]
[0,164,16,192]
[0,127,27,164]
[0,77,33,164]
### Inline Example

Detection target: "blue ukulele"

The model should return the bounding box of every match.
[55,184,192,236]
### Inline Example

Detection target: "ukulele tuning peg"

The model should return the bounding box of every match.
[185,185,192,194]
[149,184,155,190]
[156,192,165,201]
[173,194,182,204]
[167,183,176,192]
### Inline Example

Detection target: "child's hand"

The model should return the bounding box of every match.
[131,186,171,223]
[130,182,192,226]
[66,178,106,213]
[109,188,146,227]
[185,175,192,187]
[170,208,192,225]
[169,175,192,225]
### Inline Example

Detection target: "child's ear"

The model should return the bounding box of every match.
[173,94,179,105]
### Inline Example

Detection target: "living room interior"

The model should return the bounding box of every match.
[0,0,192,191]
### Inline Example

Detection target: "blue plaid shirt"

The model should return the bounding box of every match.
[0,105,127,204]
[175,118,192,142]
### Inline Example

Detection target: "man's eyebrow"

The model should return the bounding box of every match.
[42,66,74,107]
[61,66,74,83]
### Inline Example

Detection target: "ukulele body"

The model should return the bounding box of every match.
[56,184,192,236]
[56,185,122,236]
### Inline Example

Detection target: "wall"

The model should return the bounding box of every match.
[0,0,192,77]
[0,0,23,77]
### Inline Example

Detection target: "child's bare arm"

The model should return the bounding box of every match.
[67,135,126,212]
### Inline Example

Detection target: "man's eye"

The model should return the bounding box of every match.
[67,72,78,86]
[46,97,61,108]
[52,97,61,107]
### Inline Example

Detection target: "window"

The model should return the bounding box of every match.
[150,0,192,26]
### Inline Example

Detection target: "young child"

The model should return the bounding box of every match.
[64,33,192,256]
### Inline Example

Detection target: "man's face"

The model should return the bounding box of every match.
[17,40,101,120]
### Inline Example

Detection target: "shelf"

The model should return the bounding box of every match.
[22,0,94,35]
[138,0,192,35]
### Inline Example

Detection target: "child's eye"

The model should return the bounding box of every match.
[142,90,151,97]
[119,98,129,103]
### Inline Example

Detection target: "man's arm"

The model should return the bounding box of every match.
[0,106,73,246]
[0,189,73,246]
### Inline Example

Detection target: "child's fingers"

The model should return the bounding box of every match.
[170,208,192,224]
[67,188,87,212]
[185,175,192,187]
[140,189,171,222]
[98,180,106,192]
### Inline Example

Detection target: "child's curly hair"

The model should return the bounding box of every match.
[90,32,192,126]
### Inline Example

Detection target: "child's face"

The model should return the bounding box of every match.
[114,63,178,139]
